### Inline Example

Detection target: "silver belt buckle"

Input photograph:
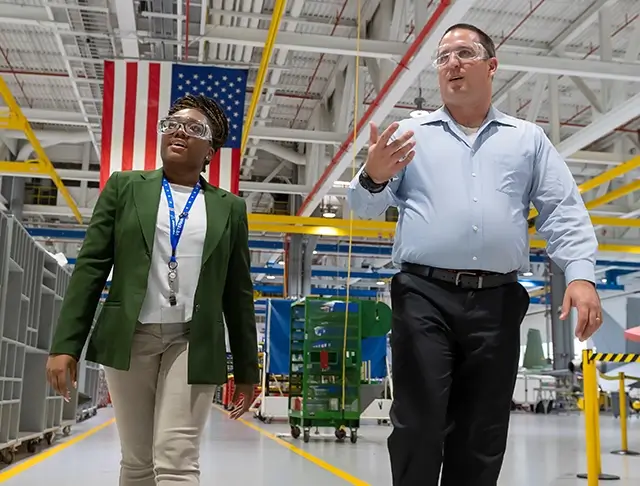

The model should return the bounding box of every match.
[455,271,483,289]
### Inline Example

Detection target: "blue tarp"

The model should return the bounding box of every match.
[361,336,388,379]
[264,299,388,378]
[266,299,292,375]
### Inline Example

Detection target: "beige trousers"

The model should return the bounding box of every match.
[104,323,217,486]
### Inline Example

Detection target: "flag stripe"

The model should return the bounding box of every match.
[100,61,115,189]
[230,149,241,195]
[144,62,161,171]
[101,61,247,195]
[209,150,221,188]
[109,61,126,174]
[133,63,148,171]
[122,62,138,172]
[155,64,173,168]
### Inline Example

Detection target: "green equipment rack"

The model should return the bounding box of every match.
[288,298,362,443]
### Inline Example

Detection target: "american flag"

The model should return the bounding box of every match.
[99,61,248,193]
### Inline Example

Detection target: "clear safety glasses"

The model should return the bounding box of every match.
[432,42,489,69]
[157,117,212,142]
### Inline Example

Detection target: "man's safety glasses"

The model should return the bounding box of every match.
[432,42,489,68]
[157,117,212,141]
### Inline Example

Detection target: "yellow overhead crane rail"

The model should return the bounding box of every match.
[528,154,640,233]
[0,76,82,224]
[247,213,640,254]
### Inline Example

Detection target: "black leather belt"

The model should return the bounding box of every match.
[401,263,518,290]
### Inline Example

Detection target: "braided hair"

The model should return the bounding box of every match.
[167,93,229,150]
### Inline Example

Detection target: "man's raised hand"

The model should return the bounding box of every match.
[364,122,416,183]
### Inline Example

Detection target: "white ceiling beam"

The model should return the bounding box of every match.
[2,124,344,146]
[557,91,640,156]
[113,0,139,58]
[200,25,406,59]
[497,52,640,82]
[296,0,478,216]
[257,141,305,165]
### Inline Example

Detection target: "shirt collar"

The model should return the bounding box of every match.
[420,105,517,129]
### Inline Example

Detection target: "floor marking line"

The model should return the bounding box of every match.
[213,405,370,486]
[0,418,116,482]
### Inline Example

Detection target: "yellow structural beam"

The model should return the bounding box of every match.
[247,214,640,253]
[528,154,640,221]
[240,0,287,155]
[0,76,82,224]
[585,179,640,210]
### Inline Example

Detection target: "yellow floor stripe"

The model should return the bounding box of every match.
[0,418,116,482]
[214,405,370,485]
[0,408,369,485]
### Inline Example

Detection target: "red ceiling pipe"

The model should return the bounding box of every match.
[297,0,452,216]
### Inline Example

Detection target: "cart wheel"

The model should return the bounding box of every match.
[290,425,301,439]
[265,417,273,424]
[350,429,358,444]
[45,432,54,445]
[303,428,310,443]
[63,426,71,436]
[335,428,347,441]
[0,449,15,464]
[92,409,97,416]
[27,440,37,453]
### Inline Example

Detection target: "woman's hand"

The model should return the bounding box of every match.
[228,383,255,419]
[46,354,78,402]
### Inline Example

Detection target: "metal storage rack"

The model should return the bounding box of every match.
[288,298,362,444]
[0,212,100,464]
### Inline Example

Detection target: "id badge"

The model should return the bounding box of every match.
[160,304,186,324]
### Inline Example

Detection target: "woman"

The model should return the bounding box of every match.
[46,93,258,486]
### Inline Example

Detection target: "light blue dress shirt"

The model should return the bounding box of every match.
[347,106,597,284]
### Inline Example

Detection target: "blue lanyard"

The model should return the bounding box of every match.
[162,177,201,267]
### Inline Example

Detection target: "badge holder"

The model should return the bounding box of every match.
[162,260,185,323]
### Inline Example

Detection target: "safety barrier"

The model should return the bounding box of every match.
[580,350,640,485]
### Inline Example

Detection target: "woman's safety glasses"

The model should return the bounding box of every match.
[157,117,212,142]
[432,42,488,69]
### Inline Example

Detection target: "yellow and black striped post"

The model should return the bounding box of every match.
[578,350,640,484]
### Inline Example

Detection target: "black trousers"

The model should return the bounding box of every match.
[387,270,530,486]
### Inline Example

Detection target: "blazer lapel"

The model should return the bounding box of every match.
[134,169,163,253]
[202,180,232,266]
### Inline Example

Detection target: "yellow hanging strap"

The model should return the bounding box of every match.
[341,0,361,413]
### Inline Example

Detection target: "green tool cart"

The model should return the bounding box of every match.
[288,298,362,443]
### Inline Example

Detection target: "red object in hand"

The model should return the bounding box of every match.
[320,350,329,370]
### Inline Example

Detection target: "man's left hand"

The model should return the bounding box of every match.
[560,280,602,342]
[229,383,255,420]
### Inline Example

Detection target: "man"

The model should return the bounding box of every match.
[347,24,602,486]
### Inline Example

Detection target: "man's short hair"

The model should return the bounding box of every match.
[441,23,496,59]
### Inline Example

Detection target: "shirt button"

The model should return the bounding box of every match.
[473,225,478,231]
[473,197,478,202]
[473,256,478,261]
[471,173,476,177]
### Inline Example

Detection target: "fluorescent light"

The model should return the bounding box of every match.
[376,280,385,286]
[322,211,336,218]
[266,275,275,280]
[409,109,430,118]
[522,271,533,277]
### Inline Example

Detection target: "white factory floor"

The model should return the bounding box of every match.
[1,406,640,485]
